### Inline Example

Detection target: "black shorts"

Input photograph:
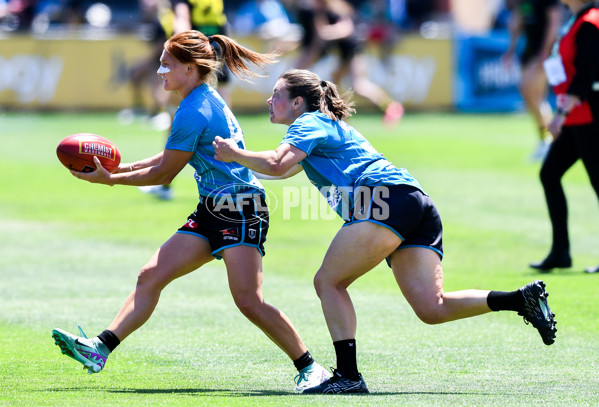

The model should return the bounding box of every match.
[177,194,269,259]
[521,28,545,66]
[344,184,444,265]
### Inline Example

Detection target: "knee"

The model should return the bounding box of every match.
[232,292,263,320]
[539,164,559,187]
[414,310,446,325]
[136,264,153,286]
[411,300,448,325]
[136,264,164,292]
[313,272,325,298]
[313,269,339,299]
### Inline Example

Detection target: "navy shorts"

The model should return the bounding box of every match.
[344,184,444,265]
[177,194,269,259]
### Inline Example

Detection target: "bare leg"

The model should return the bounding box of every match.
[348,55,403,124]
[108,233,213,341]
[296,45,324,70]
[390,247,491,324]
[313,222,402,341]
[520,61,551,140]
[313,222,492,341]
[349,55,392,108]
[222,244,307,360]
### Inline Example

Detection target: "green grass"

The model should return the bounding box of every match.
[1,111,599,406]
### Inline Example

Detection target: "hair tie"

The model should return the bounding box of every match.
[320,80,327,88]
[208,36,222,60]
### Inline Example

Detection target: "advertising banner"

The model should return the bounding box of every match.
[0,34,452,111]
[0,35,152,109]
[454,32,525,112]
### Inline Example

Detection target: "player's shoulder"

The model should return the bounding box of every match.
[172,103,210,135]
[292,111,332,131]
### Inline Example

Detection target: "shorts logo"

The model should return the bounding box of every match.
[204,185,270,226]
[183,219,198,229]
[248,229,256,239]
[220,228,240,241]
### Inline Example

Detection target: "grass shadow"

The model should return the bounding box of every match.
[47,387,495,397]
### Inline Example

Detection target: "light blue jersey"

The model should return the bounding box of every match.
[166,84,263,198]
[282,111,422,220]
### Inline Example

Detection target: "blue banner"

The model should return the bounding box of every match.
[454,32,525,112]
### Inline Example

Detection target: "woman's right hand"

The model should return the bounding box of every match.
[213,136,240,162]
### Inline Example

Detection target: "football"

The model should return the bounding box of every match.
[56,133,121,173]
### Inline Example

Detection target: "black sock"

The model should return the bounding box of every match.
[333,339,359,381]
[97,329,121,352]
[293,351,314,372]
[487,290,524,312]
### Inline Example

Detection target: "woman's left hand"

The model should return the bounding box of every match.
[213,136,239,162]
[70,156,114,185]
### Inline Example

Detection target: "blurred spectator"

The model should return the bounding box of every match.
[30,0,86,32]
[0,0,11,28]
[404,0,435,29]
[452,0,504,34]
[502,0,563,162]
[357,0,405,63]
[138,0,233,201]
[128,0,176,201]
[119,0,174,125]
[233,0,297,40]
[172,0,231,104]
[0,0,35,31]
[293,0,404,126]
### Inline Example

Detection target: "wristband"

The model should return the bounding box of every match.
[556,108,569,116]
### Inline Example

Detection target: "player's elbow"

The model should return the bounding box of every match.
[155,173,176,185]
[266,162,290,177]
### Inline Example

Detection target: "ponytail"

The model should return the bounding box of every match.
[209,34,278,81]
[280,69,355,121]
[165,31,277,87]
[319,79,355,121]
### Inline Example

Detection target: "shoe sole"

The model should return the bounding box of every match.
[303,386,370,394]
[526,281,557,345]
[52,329,102,374]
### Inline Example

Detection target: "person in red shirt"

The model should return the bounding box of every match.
[530,0,599,273]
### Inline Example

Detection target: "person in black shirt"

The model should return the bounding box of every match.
[529,0,599,273]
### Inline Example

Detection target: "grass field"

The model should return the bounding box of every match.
[1,110,599,406]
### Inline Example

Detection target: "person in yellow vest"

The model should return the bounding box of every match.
[123,0,175,122]
[173,0,231,104]
[140,0,232,200]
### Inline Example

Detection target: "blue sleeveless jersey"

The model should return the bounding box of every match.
[282,111,423,220]
[166,84,263,198]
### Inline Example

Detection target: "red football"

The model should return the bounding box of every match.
[56,133,121,173]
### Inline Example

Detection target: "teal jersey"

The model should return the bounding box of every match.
[166,84,263,198]
[282,111,422,220]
